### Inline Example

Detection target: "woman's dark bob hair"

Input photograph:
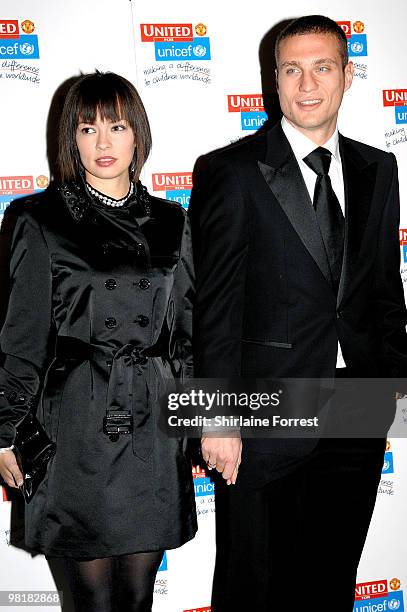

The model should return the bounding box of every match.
[58,71,152,183]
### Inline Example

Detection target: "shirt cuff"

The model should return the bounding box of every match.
[0,446,14,454]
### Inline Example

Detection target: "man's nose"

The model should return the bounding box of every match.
[299,70,318,92]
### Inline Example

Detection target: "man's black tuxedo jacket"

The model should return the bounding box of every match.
[189,122,407,455]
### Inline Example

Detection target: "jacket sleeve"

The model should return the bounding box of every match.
[188,154,249,378]
[0,209,54,447]
[370,153,407,381]
[168,210,195,382]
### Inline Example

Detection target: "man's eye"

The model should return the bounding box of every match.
[318,66,329,72]
[286,68,299,75]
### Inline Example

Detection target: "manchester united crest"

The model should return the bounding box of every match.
[21,19,35,34]
[36,175,49,189]
[390,578,401,591]
[195,23,207,37]
[353,21,365,34]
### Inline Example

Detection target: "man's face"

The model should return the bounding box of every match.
[276,32,353,141]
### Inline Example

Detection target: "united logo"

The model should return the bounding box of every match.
[390,579,401,591]
[353,20,364,34]
[21,19,35,34]
[36,175,49,188]
[195,23,207,36]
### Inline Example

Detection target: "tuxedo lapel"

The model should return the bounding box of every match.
[337,135,378,306]
[258,123,333,288]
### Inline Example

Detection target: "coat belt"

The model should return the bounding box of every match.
[55,337,158,460]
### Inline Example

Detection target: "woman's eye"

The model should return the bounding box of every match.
[80,127,95,134]
[112,124,126,131]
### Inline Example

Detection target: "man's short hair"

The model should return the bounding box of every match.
[275,15,349,68]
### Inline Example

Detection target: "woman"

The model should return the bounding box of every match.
[0,71,197,611]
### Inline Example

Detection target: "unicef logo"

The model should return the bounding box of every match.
[351,42,364,54]
[388,599,401,610]
[383,460,390,471]
[19,42,35,56]
[193,44,207,58]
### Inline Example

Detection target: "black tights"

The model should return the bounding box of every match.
[56,551,163,612]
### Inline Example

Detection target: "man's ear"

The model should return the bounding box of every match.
[344,61,354,92]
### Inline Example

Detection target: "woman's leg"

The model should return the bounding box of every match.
[60,556,115,612]
[115,551,164,612]
[50,550,163,612]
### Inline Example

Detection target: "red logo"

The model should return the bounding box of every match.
[140,23,193,42]
[353,20,365,34]
[195,23,207,36]
[0,19,19,38]
[383,89,407,107]
[184,608,211,612]
[21,19,35,34]
[390,578,401,591]
[355,580,388,601]
[337,21,352,38]
[399,229,407,245]
[228,94,264,113]
[0,176,34,195]
[2,486,10,502]
[152,172,193,191]
[192,465,207,479]
[36,175,49,189]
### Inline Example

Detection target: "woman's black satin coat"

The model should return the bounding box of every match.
[0,181,197,558]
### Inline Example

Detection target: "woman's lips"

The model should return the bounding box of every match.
[95,157,117,167]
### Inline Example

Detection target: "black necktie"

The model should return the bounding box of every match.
[303,147,345,293]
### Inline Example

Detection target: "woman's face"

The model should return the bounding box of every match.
[75,111,135,187]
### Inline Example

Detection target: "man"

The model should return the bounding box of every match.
[189,15,407,612]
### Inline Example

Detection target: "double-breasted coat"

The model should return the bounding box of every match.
[0,179,197,558]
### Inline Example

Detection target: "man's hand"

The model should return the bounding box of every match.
[201,434,242,485]
[0,451,24,489]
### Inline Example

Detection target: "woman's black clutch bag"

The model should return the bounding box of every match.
[14,412,56,503]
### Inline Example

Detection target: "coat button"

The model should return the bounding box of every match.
[105,317,117,329]
[138,278,150,290]
[136,243,145,257]
[101,243,111,256]
[135,315,149,327]
[105,279,117,290]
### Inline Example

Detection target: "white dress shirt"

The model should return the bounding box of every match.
[281,117,346,368]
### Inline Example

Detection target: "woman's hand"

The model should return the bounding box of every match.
[0,450,24,488]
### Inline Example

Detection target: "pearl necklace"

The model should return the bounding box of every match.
[86,182,134,207]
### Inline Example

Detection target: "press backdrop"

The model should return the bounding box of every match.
[0,1,407,610]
